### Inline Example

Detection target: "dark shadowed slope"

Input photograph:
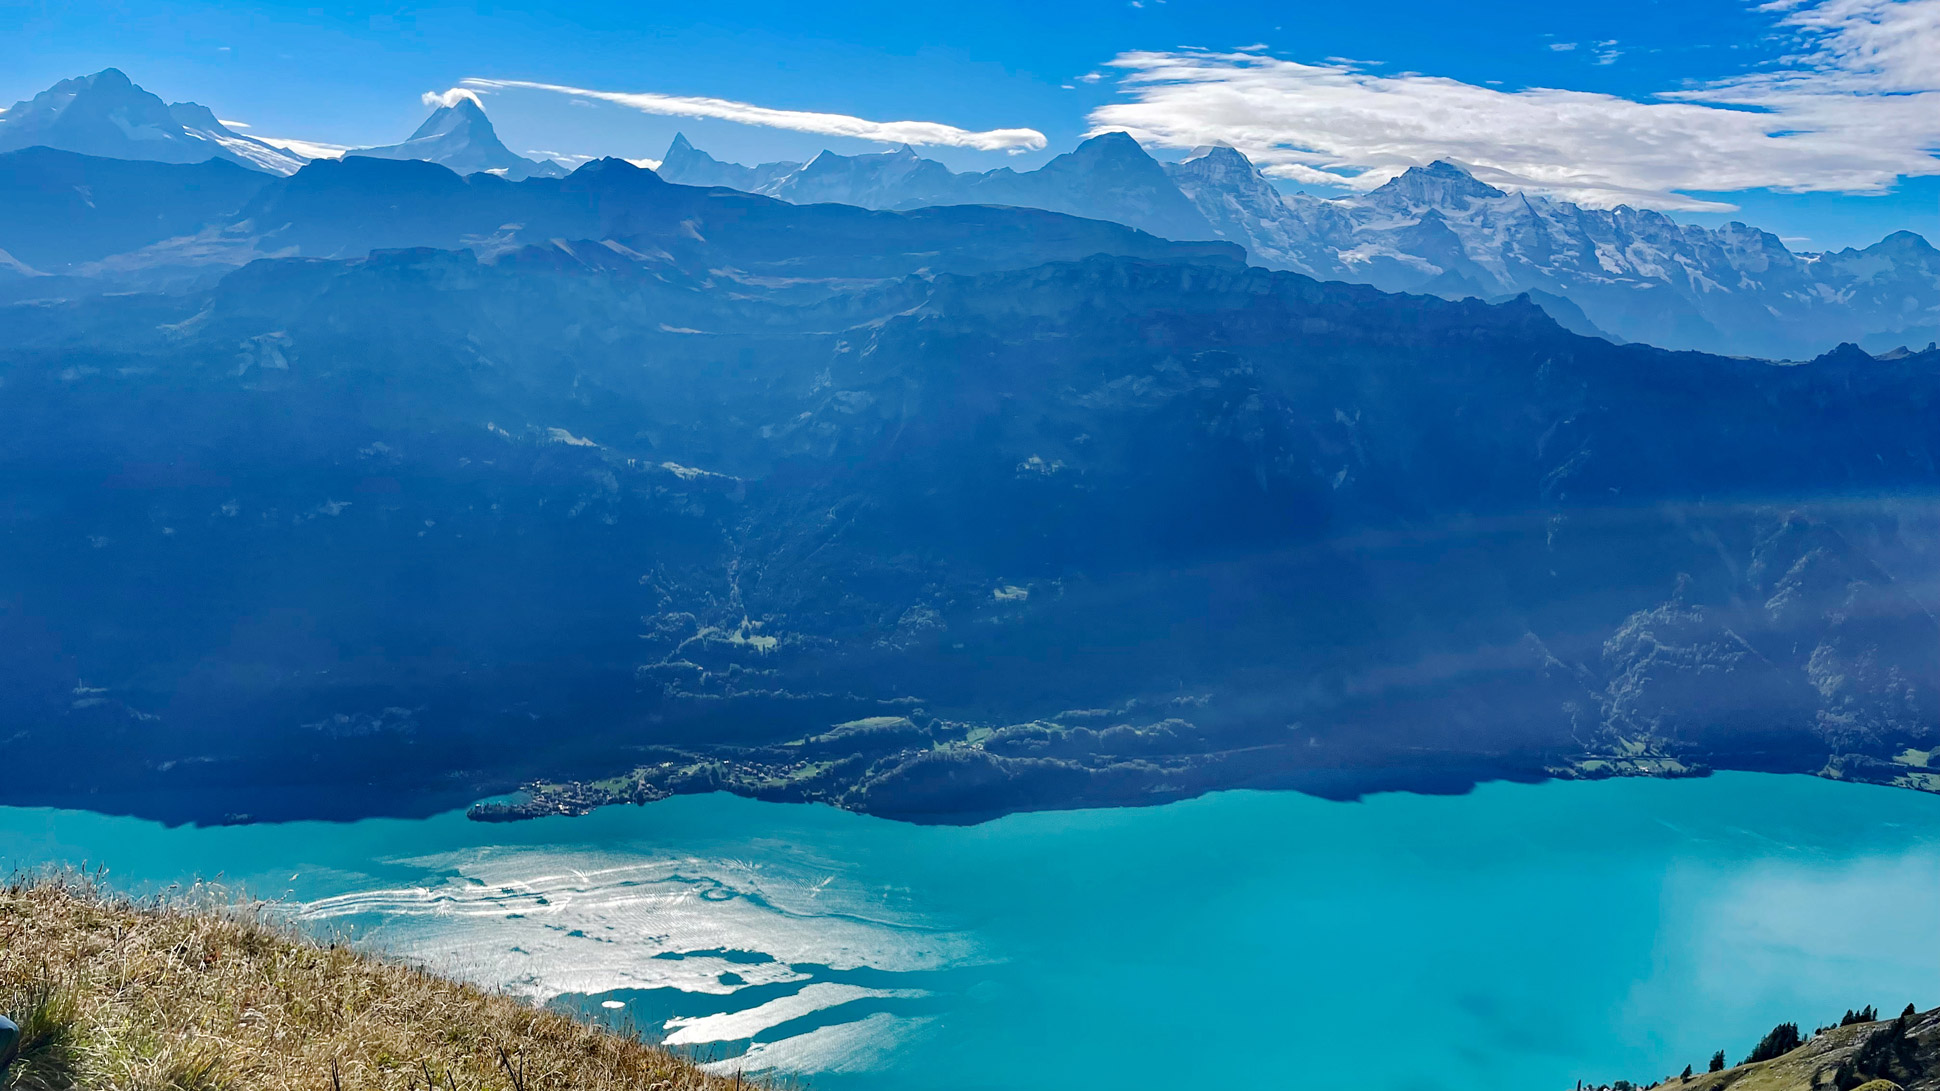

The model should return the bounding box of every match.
[0,151,1240,290]
[3,234,1939,823]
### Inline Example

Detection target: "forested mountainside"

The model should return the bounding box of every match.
[3,149,1939,823]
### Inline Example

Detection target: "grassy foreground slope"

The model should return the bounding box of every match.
[0,879,737,1091]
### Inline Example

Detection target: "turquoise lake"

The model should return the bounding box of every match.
[6,773,1940,1089]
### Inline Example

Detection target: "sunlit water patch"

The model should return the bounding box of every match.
[7,774,1940,1089]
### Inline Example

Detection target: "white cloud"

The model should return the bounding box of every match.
[1086,0,1940,210]
[254,135,350,160]
[1549,41,1579,51]
[219,118,251,129]
[423,87,484,109]
[460,78,1046,152]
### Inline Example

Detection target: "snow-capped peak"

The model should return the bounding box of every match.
[0,68,307,174]
[1366,160,1505,208]
[347,94,565,181]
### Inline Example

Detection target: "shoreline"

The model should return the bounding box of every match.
[12,738,1940,832]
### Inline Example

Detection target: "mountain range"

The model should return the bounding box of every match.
[659,129,1218,243]
[660,134,1940,360]
[1,138,1940,823]
[9,68,1940,361]
[0,69,565,182]
[6,68,1940,825]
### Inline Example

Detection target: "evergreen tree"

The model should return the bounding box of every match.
[1744,1023,1804,1065]
[1709,1051,1726,1073]
[1680,1064,1693,1080]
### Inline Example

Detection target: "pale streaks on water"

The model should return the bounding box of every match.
[286,843,973,1075]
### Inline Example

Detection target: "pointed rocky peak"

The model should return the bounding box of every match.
[1865,230,1939,257]
[769,143,959,206]
[1039,132,1173,190]
[571,155,661,178]
[166,101,227,133]
[1069,131,1158,165]
[560,155,668,197]
[0,68,304,173]
[1813,342,1875,367]
[1369,160,1506,208]
[1183,144,1253,168]
[351,93,563,181]
[408,95,494,142]
[1171,144,1274,186]
[650,135,800,192]
[659,132,727,177]
[2,67,175,133]
[37,67,141,103]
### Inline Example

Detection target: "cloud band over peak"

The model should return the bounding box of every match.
[423,87,484,109]
[461,78,1046,152]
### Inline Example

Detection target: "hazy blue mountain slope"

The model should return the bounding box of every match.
[0,152,1237,288]
[2,242,1936,823]
[0,147,275,273]
[658,131,1222,243]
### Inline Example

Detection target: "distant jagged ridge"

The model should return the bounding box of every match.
[660,133,1940,360]
[7,66,1939,360]
[0,69,569,184]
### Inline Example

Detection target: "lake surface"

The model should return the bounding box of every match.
[6,773,1940,1089]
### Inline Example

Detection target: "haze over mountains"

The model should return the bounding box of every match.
[7,68,1940,360]
[6,67,1940,825]
[0,69,565,182]
[661,133,1940,360]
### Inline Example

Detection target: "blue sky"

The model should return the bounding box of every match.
[4,0,1939,250]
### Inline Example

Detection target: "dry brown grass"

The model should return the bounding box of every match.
[0,876,756,1091]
